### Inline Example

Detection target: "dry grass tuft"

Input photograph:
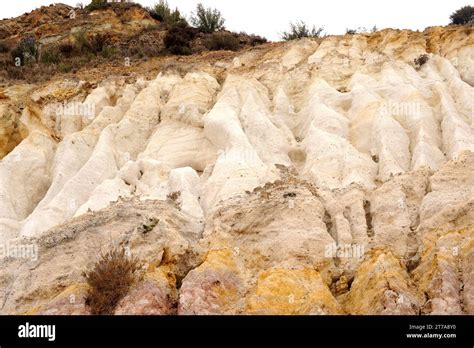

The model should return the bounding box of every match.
[83,246,141,315]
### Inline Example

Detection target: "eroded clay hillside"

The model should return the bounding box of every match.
[0,24,473,314]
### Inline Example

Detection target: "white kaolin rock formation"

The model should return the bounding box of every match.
[0,27,473,315]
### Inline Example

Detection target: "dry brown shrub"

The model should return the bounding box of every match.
[83,246,141,315]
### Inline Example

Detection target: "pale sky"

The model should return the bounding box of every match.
[1,0,473,41]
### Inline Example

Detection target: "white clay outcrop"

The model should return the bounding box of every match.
[0,26,473,315]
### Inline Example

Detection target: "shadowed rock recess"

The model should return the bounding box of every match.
[0,25,473,315]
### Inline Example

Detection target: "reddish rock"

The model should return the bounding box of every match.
[114,273,177,315]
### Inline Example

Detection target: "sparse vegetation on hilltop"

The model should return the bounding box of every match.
[163,22,198,55]
[345,26,378,35]
[0,2,267,82]
[281,21,324,41]
[450,5,474,25]
[190,3,226,33]
[85,0,109,12]
[147,0,187,25]
[204,31,240,51]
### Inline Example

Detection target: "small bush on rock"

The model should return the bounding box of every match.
[73,30,92,53]
[205,32,240,51]
[414,54,429,70]
[83,246,141,315]
[246,33,267,46]
[281,21,324,41]
[72,31,109,55]
[41,45,62,65]
[11,37,37,65]
[164,23,197,55]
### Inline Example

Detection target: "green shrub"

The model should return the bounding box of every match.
[166,8,186,26]
[72,31,109,55]
[85,0,108,12]
[450,6,474,25]
[99,45,116,58]
[190,3,225,33]
[10,37,37,65]
[41,45,62,64]
[205,32,239,51]
[148,0,170,21]
[281,21,324,41]
[83,247,141,315]
[73,29,92,53]
[164,23,197,55]
[148,0,186,25]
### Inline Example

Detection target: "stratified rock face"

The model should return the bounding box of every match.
[0,26,473,314]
